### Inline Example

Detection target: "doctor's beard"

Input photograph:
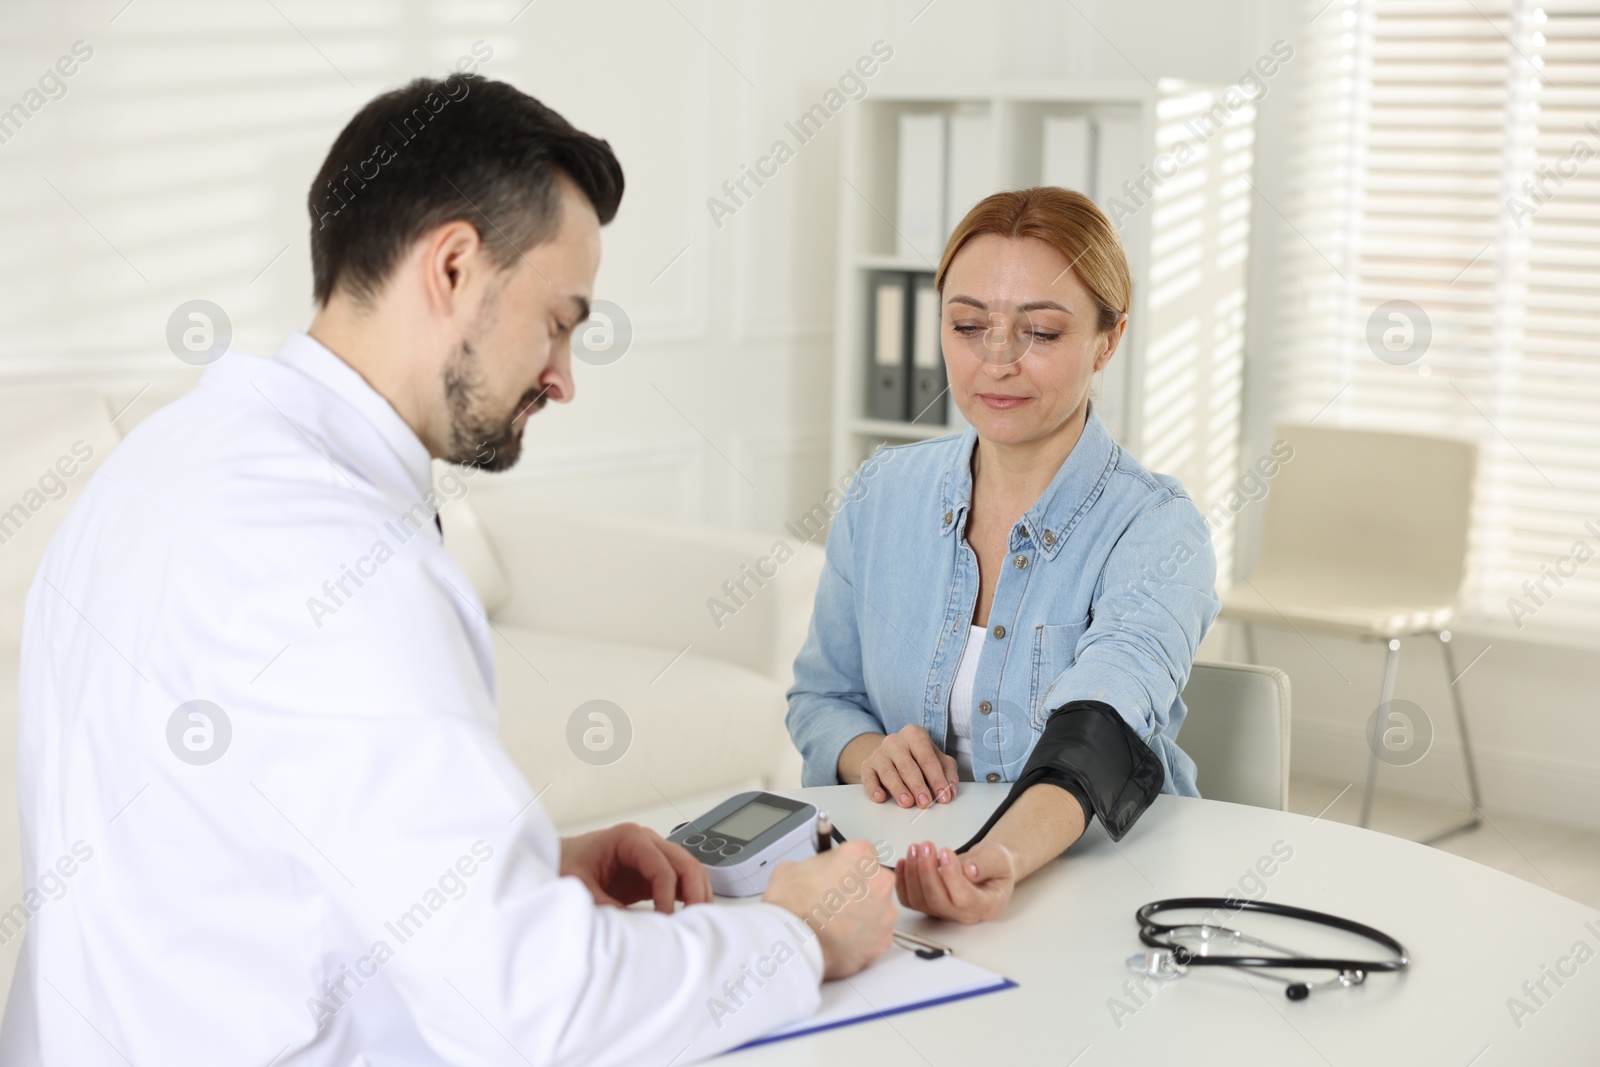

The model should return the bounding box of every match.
[441,338,546,472]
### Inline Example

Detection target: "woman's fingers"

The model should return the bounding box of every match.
[950,844,1016,923]
[889,748,932,807]
[866,726,961,810]
[914,843,957,916]
[894,841,1008,925]
[933,847,999,924]
[896,854,925,912]
[872,758,911,808]
[860,764,888,804]
[915,844,960,921]
[906,844,942,911]
[908,740,953,805]
[893,859,908,905]
[934,849,987,915]
[891,726,947,807]
[965,841,1015,885]
[897,843,941,917]
[938,753,959,802]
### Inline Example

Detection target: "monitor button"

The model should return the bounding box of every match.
[683,834,705,847]
[720,843,743,857]
[706,838,727,851]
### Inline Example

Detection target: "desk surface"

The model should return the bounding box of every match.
[707,785,1599,1066]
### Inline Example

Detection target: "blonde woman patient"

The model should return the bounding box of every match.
[787,187,1219,925]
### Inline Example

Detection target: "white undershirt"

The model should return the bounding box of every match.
[948,625,988,780]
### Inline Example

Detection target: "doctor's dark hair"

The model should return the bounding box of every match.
[307,75,624,306]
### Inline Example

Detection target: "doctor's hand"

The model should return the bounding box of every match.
[848,725,958,809]
[895,839,1016,925]
[560,823,713,913]
[764,840,897,980]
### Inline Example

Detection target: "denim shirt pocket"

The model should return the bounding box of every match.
[1029,616,1092,730]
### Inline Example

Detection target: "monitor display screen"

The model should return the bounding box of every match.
[709,800,790,842]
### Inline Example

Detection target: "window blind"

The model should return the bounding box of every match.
[1136,84,1256,593]
[1276,0,1600,637]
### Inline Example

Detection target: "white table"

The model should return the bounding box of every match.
[701,785,1599,1066]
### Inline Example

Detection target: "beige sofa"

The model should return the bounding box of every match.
[0,386,823,1004]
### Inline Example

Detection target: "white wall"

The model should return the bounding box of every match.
[0,0,1296,529]
[7,0,1593,830]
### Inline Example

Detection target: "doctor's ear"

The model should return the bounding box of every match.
[418,220,489,317]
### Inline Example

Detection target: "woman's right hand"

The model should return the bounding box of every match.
[852,725,958,808]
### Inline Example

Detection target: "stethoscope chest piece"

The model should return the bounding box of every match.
[1132,897,1408,1001]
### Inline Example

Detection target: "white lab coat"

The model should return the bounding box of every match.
[0,334,822,1065]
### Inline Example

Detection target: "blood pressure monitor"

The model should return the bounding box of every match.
[667,791,818,897]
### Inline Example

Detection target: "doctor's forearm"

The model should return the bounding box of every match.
[979,782,1086,882]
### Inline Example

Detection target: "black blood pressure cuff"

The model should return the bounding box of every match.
[956,699,1164,850]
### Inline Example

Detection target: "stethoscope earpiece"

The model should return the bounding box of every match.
[1133,897,1408,1001]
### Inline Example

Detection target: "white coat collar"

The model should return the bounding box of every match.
[272,331,434,503]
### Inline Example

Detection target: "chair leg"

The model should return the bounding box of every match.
[1358,638,1402,828]
[1421,630,1485,845]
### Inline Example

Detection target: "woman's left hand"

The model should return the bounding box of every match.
[894,839,1017,924]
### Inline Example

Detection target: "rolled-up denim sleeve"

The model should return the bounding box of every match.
[1039,494,1219,743]
[786,490,886,787]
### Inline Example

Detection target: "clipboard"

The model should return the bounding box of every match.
[734,944,1017,1050]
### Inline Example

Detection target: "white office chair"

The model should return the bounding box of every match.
[1220,424,1482,842]
[1178,662,1291,810]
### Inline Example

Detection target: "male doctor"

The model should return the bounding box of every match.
[1,75,895,1064]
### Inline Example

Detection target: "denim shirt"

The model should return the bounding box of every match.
[786,407,1219,796]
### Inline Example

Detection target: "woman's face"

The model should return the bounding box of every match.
[941,233,1123,448]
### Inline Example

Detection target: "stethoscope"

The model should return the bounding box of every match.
[1130,898,1409,1000]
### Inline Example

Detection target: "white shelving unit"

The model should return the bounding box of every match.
[829,81,1257,583]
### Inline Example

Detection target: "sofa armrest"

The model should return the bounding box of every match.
[468,495,824,689]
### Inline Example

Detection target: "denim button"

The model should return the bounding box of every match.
[986,773,1000,783]
[1013,554,1028,570]
[978,701,992,715]
[943,511,953,524]
[992,625,1006,640]
[1042,530,1056,546]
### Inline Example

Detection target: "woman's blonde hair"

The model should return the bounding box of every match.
[935,186,1131,334]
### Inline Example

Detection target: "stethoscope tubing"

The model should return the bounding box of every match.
[1136,897,1409,974]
